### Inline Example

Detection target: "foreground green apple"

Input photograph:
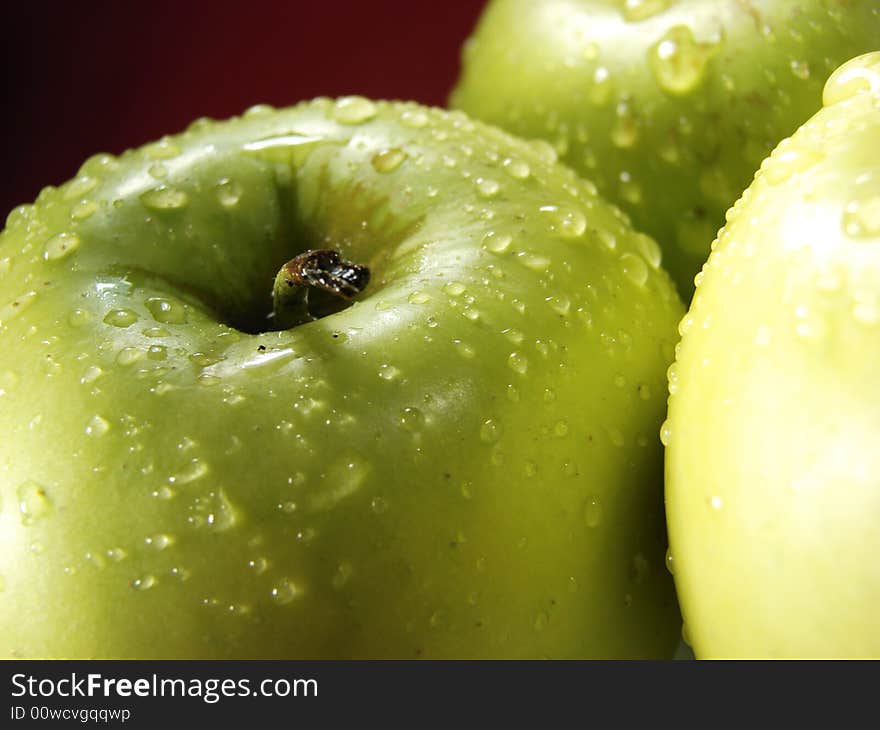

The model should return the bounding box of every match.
[666,53,880,658]
[0,99,683,658]
[451,0,880,298]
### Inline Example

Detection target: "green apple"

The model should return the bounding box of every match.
[0,98,683,658]
[665,53,880,658]
[450,0,880,298]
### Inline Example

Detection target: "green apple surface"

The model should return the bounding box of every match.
[450,0,880,298]
[0,99,683,658]
[665,53,880,658]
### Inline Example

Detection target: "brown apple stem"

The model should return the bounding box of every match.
[271,249,370,329]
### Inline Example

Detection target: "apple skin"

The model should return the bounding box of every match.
[665,53,880,658]
[0,99,683,658]
[450,0,880,298]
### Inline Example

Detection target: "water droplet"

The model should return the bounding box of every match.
[507,351,528,375]
[372,148,407,173]
[43,233,82,261]
[502,157,530,179]
[378,363,401,381]
[103,309,139,327]
[611,101,639,148]
[659,419,672,446]
[170,458,209,485]
[63,175,99,200]
[444,281,466,297]
[553,420,569,438]
[333,96,377,124]
[408,291,431,305]
[480,419,502,443]
[823,52,880,106]
[621,0,672,21]
[332,562,354,590]
[371,496,388,514]
[145,297,187,324]
[620,253,649,286]
[116,347,144,366]
[145,533,175,550]
[216,178,243,207]
[400,406,424,431]
[148,162,168,179]
[187,489,238,531]
[85,414,110,438]
[764,145,823,185]
[400,108,429,128]
[540,204,587,239]
[143,136,181,160]
[475,177,501,197]
[521,253,551,271]
[790,59,810,80]
[271,578,299,605]
[482,231,512,254]
[649,25,715,95]
[665,547,675,574]
[842,195,880,238]
[634,233,662,269]
[589,66,614,105]
[131,575,157,591]
[0,291,38,326]
[710,495,724,510]
[140,186,188,210]
[18,481,51,525]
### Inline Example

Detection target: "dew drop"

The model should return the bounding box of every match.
[790,59,810,80]
[216,178,243,207]
[823,52,880,106]
[400,108,429,128]
[480,419,502,444]
[187,489,238,531]
[333,96,377,124]
[611,101,639,148]
[634,233,662,269]
[444,281,466,297]
[482,231,512,253]
[710,495,724,510]
[332,562,354,590]
[372,148,407,173]
[764,146,823,185]
[589,66,614,105]
[842,195,880,238]
[85,414,111,438]
[0,291,38,325]
[18,481,51,525]
[621,0,672,22]
[507,351,528,375]
[399,406,424,431]
[378,363,401,381]
[371,496,388,514]
[659,419,672,446]
[145,533,175,551]
[148,162,168,179]
[620,253,649,286]
[140,186,188,210]
[665,548,675,574]
[145,297,187,324]
[540,204,587,239]
[408,291,431,305]
[116,347,144,366]
[649,25,714,95]
[475,177,501,198]
[103,309,139,327]
[271,578,299,605]
[131,575,157,591]
[170,458,209,485]
[502,157,531,179]
[43,233,82,261]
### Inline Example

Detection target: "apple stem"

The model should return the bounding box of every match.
[271,249,370,329]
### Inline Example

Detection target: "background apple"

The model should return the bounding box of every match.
[0,98,684,657]
[665,52,880,658]
[450,0,880,298]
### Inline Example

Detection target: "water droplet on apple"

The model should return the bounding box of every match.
[85,414,110,438]
[539,204,587,239]
[659,419,672,446]
[0,291,38,326]
[842,194,880,238]
[44,231,82,261]
[145,533,175,551]
[170,458,209,485]
[332,96,378,124]
[400,108,429,128]
[63,174,99,200]
[507,351,528,375]
[140,186,188,210]
[187,489,238,531]
[480,419,502,443]
[502,157,530,179]
[763,143,824,185]
[131,575,157,591]
[444,281,466,297]
[475,177,501,198]
[17,480,51,526]
[378,363,401,381]
[332,562,354,590]
[399,406,424,431]
[620,253,648,286]
[665,548,675,575]
[216,178,243,207]
[0,370,18,396]
[370,496,388,514]
[148,162,168,179]
[709,495,724,510]
[589,66,614,105]
[553,420,569,438]
[611,100,639,149]
[371,148,407,173]
[823,52,880,106]
[103,309,139,327]
[649,25,715,95]
[271,578,299,605]
[116,347,144,366]
[584,496,603,528]
[620,0,672,21]
[145,297,187,324]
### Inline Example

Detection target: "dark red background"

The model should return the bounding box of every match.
[2,1,486,219]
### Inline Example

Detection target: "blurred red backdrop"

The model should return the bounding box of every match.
[2,0,486,218]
